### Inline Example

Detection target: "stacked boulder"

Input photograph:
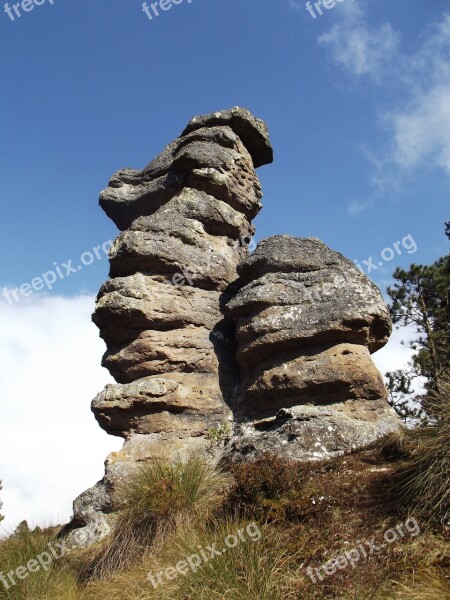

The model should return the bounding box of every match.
[92,107,273,449]
[66,108,273,544]
[225,235,400,460]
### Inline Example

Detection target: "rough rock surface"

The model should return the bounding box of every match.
[66,108,272,543]
[92,109,273,441]
[92,374,229,437]
[224,235,400,459]
[230,403,398,463]
[66,109,400,545]
[99,115,270,230]
[93,274,224,347]
[226,236,391,365]
[180,107,273,168]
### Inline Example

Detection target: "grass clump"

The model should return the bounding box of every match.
[0,522,78,600]
[394,567,449,599]
[118,453,229,520]
[82,517,296,600]
[162,518,295,600]
[77,453,231,580]
[379,428,412,462]
[395,377,450,524]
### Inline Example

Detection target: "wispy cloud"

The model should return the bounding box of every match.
[315,5,450,214]
[288,0,302,10]
[388,15,450,174]
[347,198,375,217]
[317,2,399,81]
[391,84,450,172]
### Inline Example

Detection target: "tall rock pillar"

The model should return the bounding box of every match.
[67,108,273,543]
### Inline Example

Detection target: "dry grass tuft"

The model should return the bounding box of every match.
[76,453,231,580]
[393,567,449,599]
[0,524,79,600]
[395,377,450,524]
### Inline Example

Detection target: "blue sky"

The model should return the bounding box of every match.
[0,0,449,530]
[1,0,448,299]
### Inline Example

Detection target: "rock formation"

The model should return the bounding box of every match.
[65,108,273,544]
[224,235,399,460]
[66,107,400,544]
[92,107,272,447]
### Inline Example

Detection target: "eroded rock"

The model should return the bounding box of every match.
[67,107,271,545]
[92,374,230,437]
[224,235,399,454]
[66,110,400,547]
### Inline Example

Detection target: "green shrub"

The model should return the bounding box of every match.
[207,421,231,445]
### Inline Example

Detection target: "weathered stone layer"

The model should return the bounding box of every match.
[102,325,237,384]
[92,374,231,438]
[226,236,391,366]
[224,235,398,447]
[93,274,225,347]
[92,108,272,442]
[100,113,272,230]
[243,343,388,415]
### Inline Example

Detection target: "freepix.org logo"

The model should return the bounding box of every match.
[142,0,192,22]
[305,0,356,20]
[4,0,55,22]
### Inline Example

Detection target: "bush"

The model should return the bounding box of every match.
[227,454,315,522]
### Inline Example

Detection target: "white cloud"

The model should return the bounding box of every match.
[388,15,450,174]
[373,324,426,400]
[372,324,417,378]
[0,295,121,535]
[317,2,399,80]
[391,84,450,172]
[316,7,450,213]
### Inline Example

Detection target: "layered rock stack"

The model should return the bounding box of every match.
[91,107,272,448]
[67,108,400,544]
[66,108,273,543]
[225,235,400,460]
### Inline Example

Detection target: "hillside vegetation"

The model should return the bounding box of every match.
[0,385,448,600]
